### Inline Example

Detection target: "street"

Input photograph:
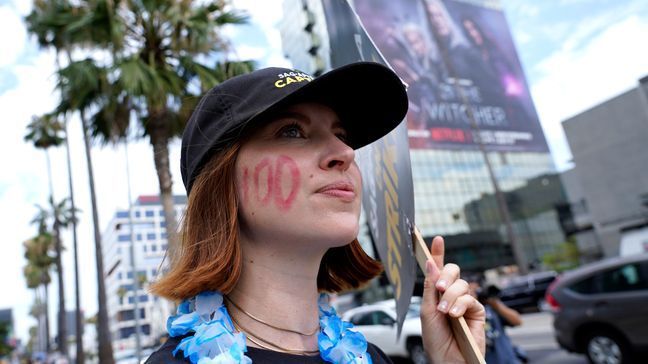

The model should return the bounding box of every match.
[508,312,587,364]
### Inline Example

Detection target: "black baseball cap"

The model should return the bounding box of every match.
[180,61,408,195]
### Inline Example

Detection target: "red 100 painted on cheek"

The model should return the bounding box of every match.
[241,155,301,211]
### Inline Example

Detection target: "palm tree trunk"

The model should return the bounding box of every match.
[43,152,54,355]
[53,218,68,356]
[44,282,51,353]
[64,120,85,364]
[35,288,45,353]
[80,109,114,363]
[149,127,179,265]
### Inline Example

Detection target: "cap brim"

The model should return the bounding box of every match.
[247,62,408,149]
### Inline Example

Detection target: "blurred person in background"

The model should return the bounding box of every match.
[468,275,526,364]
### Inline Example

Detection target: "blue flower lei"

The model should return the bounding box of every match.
[167,291,372,364]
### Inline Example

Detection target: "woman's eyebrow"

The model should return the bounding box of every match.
[271,111,311,124]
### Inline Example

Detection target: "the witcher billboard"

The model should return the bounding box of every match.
[354,0,549,152]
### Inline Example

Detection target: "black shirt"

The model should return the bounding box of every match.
[146,335,393,363]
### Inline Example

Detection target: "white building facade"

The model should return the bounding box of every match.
[103,195,186,356]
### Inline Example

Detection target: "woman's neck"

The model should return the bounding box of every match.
[226,235,326,352]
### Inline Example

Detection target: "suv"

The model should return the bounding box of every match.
[498,271,557,312]
[341,298,427,364]
[545,254,648,364]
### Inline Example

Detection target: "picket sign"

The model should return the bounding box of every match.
[412,226,486,364]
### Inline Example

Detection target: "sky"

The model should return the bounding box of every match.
[0,0,647,344]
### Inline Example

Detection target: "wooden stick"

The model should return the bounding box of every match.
[412,226,486,364]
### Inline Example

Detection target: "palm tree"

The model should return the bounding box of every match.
[25,115,69,356]
[62,0,255,266]
[31,199,77,356]
[23,232,56,353]
[62,119,85,364]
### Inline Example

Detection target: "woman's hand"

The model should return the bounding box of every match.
[420,236,486,363]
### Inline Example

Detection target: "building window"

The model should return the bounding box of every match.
[120,284,134,291]
[151,244,157,252]
[116,211,129,218]
[145,210,155,217]
[117,308,146,321]
[128,294,149,304]
[118,234,130,242]
[135,211,141,218]
[147,233,156,240]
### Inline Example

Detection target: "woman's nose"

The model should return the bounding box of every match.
[320,136,355,171]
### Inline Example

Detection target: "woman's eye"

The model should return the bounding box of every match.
[279,123,305,138]
[336,132,349,144]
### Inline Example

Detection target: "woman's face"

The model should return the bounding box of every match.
[235,102,362,250]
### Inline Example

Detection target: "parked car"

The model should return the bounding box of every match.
[342,298,427,364]
[498,270,557,312]
[545,254,648,364]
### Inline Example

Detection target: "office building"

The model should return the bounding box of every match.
[103,195,186,355]
[562,76,648,256]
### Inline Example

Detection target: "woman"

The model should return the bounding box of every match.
[147,62,485,363]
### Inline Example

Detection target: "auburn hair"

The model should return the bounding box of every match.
[150,142,383,301]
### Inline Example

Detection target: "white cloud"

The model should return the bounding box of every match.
[10,0,32,15]
[230,45,267,61]
[229,0,289,67]
[561,2,646,52]
[531,15,648,170]
[232,0,284,27]
[0,5,27,67]
[505,2,540,19]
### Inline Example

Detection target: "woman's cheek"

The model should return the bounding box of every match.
[239,155,301,212]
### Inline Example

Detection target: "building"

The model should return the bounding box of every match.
[278,0,330,75]
[462,173,570,268]
[280,0,565,274]
[558,169,603,262]
[562,76,648,256]
[103,195,186,356]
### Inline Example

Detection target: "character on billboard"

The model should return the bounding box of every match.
[386,22,445,141]
[460,16,528,119]
[423,0,479,81]
[146,63,486,363]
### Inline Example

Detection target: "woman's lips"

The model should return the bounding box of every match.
[316,181,356,201]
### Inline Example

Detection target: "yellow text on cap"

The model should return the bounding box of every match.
[275,75,313,88]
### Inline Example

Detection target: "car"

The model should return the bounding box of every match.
[545,254,648,364]
[498,270,557,312]
[341,298,427,364]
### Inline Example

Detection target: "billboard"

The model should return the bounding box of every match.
[354,0,549,152]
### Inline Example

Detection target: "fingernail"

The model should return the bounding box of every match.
[426,261,433,276]
[438,301,448,312]
[436,279,447,290]
[451,306,461,316]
